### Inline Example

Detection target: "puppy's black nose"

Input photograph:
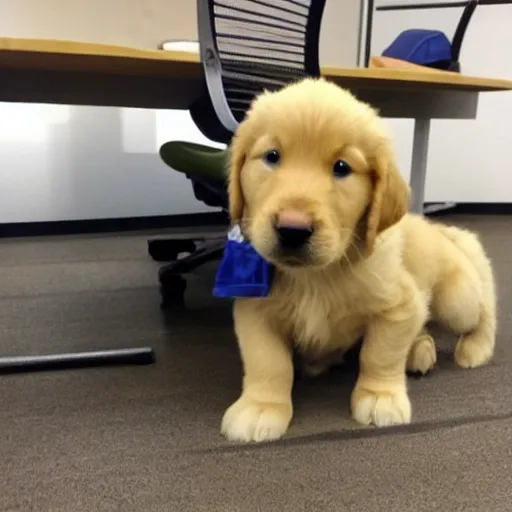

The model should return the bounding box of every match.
[275,210,313,250]
[276,226,313,250]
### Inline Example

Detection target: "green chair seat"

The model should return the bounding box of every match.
[159,141,227,182]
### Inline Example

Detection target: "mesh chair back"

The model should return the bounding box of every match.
[196,0,326,142]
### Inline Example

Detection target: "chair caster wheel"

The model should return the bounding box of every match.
[159,275,187,309]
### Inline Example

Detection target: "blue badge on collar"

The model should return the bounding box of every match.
[213,224,273,299]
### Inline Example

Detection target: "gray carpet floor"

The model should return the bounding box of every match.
[1,215,511,512]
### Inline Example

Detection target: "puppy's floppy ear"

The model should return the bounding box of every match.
[227,126,249,223]
[365,147,410,254]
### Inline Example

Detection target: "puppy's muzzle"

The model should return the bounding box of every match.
[275,210,313,251]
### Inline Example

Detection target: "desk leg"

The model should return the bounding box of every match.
[409,118,430,214]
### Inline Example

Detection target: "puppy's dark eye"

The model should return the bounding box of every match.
[263,150,280,166]
[333,160,352,179]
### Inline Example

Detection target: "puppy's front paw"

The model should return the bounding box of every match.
[221,396,292,443]
[351,382,411,427]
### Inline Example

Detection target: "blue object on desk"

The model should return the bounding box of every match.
[382,29,452,67]
[213,225,273,298]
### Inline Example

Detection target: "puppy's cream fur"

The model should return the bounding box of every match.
[221,78,496,443]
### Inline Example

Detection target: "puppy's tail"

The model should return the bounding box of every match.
[437,224,496,368]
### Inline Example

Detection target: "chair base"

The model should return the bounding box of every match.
[148,237,199,262]
[148,237,225,309]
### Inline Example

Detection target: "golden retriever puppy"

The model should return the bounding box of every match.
[221,78,496,443]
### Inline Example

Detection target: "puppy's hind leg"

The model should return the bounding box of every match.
[407,329,436,375]
[434,227,496,368]
[454,274,496,369]
[300,348,346,377]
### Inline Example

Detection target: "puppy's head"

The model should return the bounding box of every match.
[228,78,409,270]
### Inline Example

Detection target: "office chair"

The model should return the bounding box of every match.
[150,0,327,308]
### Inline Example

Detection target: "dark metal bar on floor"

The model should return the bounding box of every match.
[0,347,155,375]
[424,202,457,214]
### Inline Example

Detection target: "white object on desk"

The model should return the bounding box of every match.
[159,40,199,53]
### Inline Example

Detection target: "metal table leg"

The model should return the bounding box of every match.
[409,118,431,214]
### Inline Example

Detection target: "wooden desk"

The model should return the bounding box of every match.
[0,38,511,112]
[1,38,512,211]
